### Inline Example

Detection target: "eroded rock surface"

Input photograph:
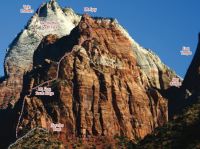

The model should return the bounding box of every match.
[0,1,179,148]
[17,15,171,143]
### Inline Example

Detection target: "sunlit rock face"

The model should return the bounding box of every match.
[0,1,180,148]
[16,14,172,143]
[1,1,81,108]
[4,0,81,76]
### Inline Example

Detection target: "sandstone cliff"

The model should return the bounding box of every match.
[133,34,200,149]
[1,0,80,109]
[0,1,179,148]
[16,14,171,143]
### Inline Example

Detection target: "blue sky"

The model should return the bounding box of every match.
[0,0,200,77]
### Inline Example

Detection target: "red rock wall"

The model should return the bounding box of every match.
[17,15,168,143]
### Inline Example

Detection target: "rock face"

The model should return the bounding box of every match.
[183,33,200,94]
[136,34,200,149]
[137,97,200,149]
[1,0,81,108]
[167,34,200,119]
[16,14,173,143]
[4,0,81,76]
[0,75,22,109]
[0,1,179,148]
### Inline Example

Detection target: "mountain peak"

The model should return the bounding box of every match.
[36,0,62,17]
[0,1,181,148]
[4,1,81,76]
